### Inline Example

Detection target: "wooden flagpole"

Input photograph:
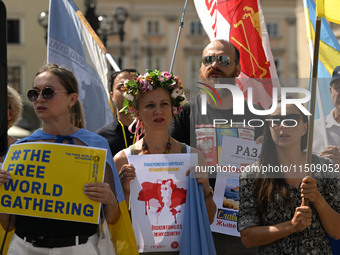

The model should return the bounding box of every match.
[304,16,322,206]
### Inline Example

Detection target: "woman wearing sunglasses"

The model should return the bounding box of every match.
[0,63,121,254]
[237,101,340,254]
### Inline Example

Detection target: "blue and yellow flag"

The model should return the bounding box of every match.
[304,1,340,253]
[316,0,340,24]
[303,0,340,119]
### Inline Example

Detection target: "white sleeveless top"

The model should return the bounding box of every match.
[123,143,191,162]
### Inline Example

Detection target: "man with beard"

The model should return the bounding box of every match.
[169,39,262,254]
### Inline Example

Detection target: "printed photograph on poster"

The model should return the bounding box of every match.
[211,162,240,237]
[129,153,197,253]
[196,126,217,166]
[222,178,239,211]
[211,137,261,236]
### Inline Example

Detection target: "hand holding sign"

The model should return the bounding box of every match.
[0,143,107,224]
[118,164,136,192]
[84,182,115,206]
[0,169,11,185]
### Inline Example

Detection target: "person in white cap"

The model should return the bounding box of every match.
[313,66,340,165]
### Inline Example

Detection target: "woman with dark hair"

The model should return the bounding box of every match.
[0,63,121,254]
[238,102,340,254]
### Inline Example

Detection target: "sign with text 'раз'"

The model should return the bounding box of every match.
[0,142,106,224]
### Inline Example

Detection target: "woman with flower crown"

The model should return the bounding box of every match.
[114,69,217,254]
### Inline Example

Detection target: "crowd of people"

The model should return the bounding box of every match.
[0,39,339,255]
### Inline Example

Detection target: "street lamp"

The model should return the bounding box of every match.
[38,2,128,69]
[98,7,128,68]
[84,0,99,33]
[38,11,49,44]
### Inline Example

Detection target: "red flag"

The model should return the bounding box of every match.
[194,0,280,108]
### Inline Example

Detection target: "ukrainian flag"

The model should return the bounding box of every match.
[304,2,340,253]
[303,0,340,119]
[316,0,340,25]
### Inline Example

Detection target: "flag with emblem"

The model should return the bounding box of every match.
[47,0,113,132]
[194,0,280,109]
[47,1,138,254]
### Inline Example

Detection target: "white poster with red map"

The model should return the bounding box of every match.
[129,153,197,253]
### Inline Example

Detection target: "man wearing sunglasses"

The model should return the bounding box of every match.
[96,69,140,157]
[313,66,340,166]
[169,39,263,255]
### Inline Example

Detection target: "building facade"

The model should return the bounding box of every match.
[4,0,340,131]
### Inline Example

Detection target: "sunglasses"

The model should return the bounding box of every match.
[266,114,303,127]
[202,55,236,67]
[27,87,68,102]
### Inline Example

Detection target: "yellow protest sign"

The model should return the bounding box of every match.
[0,142,106,224]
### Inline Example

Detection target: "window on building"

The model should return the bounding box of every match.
[146,55,163,70]
[190,21,203,36]
[8,66,21,93]
[274,58,281,78]
[188,56,201,87]
[7,19,20,44]
[267,22,279,38]
[147,20,160,35]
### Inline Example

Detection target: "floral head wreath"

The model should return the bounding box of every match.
[120,69,187,118]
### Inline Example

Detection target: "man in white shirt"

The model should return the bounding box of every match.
[313,66,340,165]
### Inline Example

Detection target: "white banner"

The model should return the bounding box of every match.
[129,153,197,253]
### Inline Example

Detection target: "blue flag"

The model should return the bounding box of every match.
[180,171,216,255]
[47,0,113,132]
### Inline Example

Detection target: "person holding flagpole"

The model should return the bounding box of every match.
[238,99,340,254]
[0,63,123,255]
[96,69,141,157]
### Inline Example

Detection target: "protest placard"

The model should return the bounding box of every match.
[0,142,106,224]
[129,153,197,253]
[211,136,261,236]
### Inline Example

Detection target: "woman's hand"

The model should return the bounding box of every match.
[185,167,210,198]
[84,182,116,206]
[0,169,11,185]
[291,201,312,232]
[119,164,136,194]
[186,166,216,224]
[300,176,322,204]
